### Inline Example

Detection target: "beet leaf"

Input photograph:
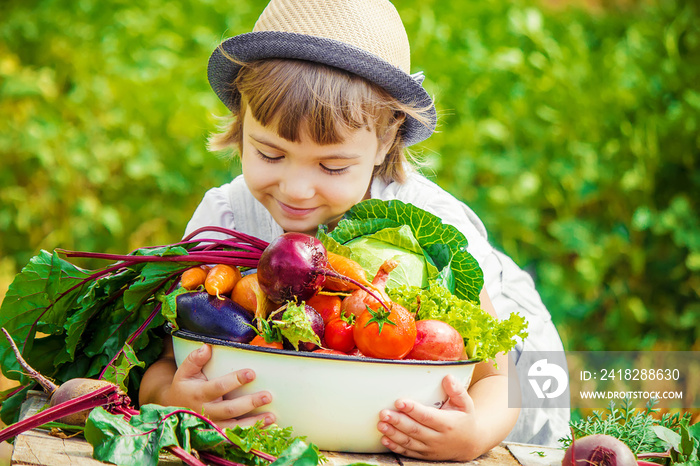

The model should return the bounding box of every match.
[85,404,319,466]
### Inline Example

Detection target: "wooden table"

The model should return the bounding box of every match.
[11,392,564,466]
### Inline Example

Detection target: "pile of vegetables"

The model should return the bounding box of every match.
[0,199,528,464]
[164,200,528,363]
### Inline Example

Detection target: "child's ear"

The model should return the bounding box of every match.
[374,127,399,166]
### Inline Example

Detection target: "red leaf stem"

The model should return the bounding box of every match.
[180,239,266,254]
[165,445,208,466]
[0,384,126,443]
[198,451,249,466]
[58,250,262,264]
[182,226,269,250]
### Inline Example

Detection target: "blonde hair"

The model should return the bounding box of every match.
[208,58,433,183]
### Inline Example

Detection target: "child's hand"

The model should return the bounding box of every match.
[162,343,275,429]
[377,374,481,461]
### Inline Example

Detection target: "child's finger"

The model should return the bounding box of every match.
[378,411,430,455]
[379,403,437,441]
[387,398,446,431]
[442,374,474,413]
[175,343,212,380]
[201,368,256,401]
[204,391,274,422]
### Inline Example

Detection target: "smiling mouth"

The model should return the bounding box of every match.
[277,201,317,217]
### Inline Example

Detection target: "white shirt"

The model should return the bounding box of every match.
[185,172,571,446]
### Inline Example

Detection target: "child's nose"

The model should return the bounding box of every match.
[279,170,315,200]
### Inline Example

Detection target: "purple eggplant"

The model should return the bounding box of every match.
[176,291,256,343]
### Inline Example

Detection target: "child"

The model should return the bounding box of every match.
[139,0,569,460]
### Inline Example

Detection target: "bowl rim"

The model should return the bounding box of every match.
[167,324,480,366]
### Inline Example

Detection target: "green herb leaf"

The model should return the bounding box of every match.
[271,302,321,351]
[651,425,682,450]
[564,399,695,456]
[678,418,696,460]
[161,286,192,330]
[270,438,320,466]
[101,343,145,392]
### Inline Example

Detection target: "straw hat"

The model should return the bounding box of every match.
[207,0,436,146]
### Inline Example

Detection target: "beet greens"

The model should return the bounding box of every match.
[0,226,269,426]
[0,328,316,466]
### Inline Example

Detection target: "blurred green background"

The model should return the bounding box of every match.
[1,0,698,353]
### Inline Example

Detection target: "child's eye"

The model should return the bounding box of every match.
[256,150,282,163]
[320,164,350,175]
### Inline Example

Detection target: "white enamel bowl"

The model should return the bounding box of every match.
[170,327,477,453]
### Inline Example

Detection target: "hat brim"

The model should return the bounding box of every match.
[207,31,436,146]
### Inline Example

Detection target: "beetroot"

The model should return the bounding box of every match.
[49,378,119,425]
[297,304,324,351]
[257,233,329,303]
[562,434,638,466]
[257,233,391,312]
[0,327,132,442]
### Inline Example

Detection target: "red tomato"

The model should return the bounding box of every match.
[353,302,416,359]
[249,335,283,350]
[324,317,356,353]
[307,294,342,324]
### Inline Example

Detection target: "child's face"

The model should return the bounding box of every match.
[241,108,389,235]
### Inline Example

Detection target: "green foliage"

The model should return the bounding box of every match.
[2,0,698,352]
[400,0,700,350]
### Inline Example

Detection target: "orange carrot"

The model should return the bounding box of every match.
[249,335,284,349]
[231,273,261,314]
[180,265,211,291]
[205,264,242,299]
[324,251,372,292]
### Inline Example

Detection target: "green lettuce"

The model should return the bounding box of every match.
[319,199,483,303]
[390,282,529,362]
